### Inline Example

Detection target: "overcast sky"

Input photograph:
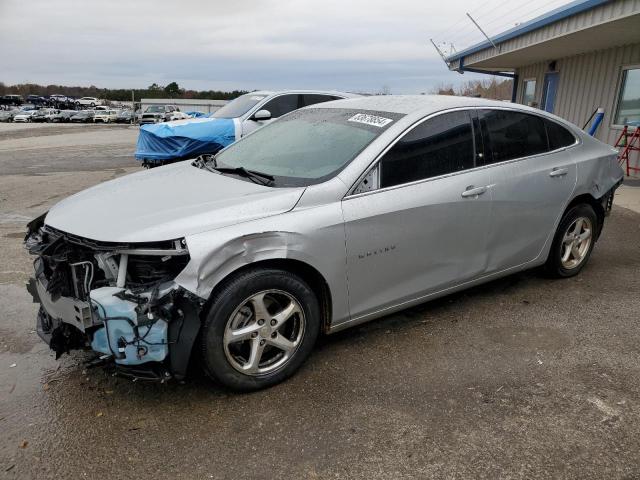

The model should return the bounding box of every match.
[0,0,571,93]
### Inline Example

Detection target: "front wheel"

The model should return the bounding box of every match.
[201,268,321,391]
[544,203,598,278]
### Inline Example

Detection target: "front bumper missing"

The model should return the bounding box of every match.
[26,272,203,381]
[23,217,206,381]
[27,275,93,333]
[27,278,89,358]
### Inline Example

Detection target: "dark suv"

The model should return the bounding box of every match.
[1,95,24,106]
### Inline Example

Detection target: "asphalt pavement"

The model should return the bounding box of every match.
[1,123,639,479]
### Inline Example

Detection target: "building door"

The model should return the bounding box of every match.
[541,72,559,113]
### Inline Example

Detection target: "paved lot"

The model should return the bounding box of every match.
[1,123,639,479]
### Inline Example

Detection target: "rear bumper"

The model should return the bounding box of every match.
[602,178,622,216]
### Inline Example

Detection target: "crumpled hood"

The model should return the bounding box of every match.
[45,161,304,242]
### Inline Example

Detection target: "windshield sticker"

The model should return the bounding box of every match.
[348,113,393,128]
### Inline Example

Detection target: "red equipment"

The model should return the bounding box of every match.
[615,125,640,176]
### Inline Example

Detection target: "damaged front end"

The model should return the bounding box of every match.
[24,213,203,381]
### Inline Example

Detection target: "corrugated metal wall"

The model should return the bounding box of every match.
[516,43,640,170]
[464,0,640,66]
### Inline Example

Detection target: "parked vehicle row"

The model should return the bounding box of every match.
[0,103,203,125]
[0,106,137,123]
[0,94,105,109]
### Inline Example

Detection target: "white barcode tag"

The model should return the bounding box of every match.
[348,113,393,128]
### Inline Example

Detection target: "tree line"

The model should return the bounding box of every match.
[430,77,513,100]
[0,81,248,101]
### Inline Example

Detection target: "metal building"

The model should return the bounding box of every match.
[445,0,640,172]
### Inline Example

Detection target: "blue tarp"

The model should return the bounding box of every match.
[135,118,236,163]
[186,111,207,118]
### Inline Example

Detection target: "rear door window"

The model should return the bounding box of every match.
[478,109,548,164]
[261,94,301,118]
[301,94,342,107]
[546,120,576,150]
[379,110,475,188]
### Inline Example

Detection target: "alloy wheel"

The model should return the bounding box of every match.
[223,290,305,376]
[560,216,593,269]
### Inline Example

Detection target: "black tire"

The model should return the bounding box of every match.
[544,203,598,278]
[201,268,321,392]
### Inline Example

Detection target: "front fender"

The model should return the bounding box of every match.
[174,204,350,325]
[177,230,317,298]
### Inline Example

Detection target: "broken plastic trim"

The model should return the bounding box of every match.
[35,225,188,256]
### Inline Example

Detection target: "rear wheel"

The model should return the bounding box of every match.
[201,268,321,391]
[545,204,598,277]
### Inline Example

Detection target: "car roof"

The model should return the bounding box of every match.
[304,94,586,132]
[313,94,519,115]
[249,90,359,98]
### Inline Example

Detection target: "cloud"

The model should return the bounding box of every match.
[0,0,535,93]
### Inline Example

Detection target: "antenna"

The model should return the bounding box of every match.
[429,39,450,68]
[466,13,499,50]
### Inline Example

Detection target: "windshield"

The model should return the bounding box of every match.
[211,108,403,187]
[212,94,267,119]
[145,106,165,113]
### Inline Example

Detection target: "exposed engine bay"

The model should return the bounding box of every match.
[24,213,203,381]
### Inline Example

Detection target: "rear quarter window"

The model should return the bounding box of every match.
[546,120,576,150]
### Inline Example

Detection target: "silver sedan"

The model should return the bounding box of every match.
[25,95,623,391]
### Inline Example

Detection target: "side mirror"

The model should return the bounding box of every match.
[252,109,272,121]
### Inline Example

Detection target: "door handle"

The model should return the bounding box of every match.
[461,186,487,198]
[549,167,568,177]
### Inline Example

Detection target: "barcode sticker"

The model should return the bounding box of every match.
[348,113,393,128]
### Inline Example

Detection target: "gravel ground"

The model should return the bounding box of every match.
[1,123,639,479]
